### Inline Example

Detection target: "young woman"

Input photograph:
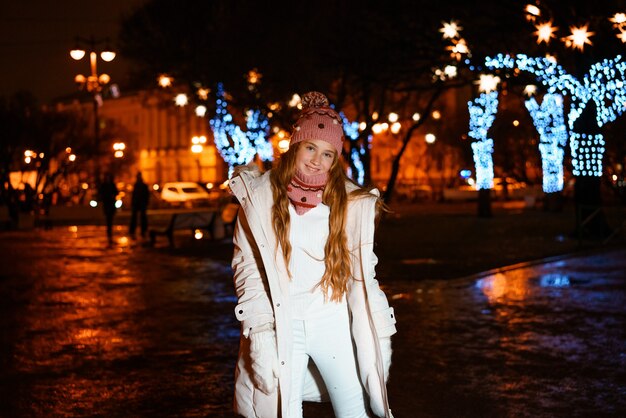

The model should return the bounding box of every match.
[230,92,396,418]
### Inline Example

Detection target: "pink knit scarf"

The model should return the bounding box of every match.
[287,169,328,215]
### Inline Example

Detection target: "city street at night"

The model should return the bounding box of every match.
[1,215,624,417]
[4,0,626,416]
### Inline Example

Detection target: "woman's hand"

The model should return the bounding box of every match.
[249,328,280,395]
[366,338,393,416]
[379,337,392,382]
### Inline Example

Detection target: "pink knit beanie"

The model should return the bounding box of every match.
[290,92,345,153]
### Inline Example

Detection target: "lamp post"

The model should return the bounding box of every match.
[191,135,206,182]
[70,36,115,181]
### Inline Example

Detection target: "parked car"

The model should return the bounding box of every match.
[442,177,525,201]
[393,182,433,202]
[492,177,527,199]
[442,184,479,201]
[160,182,213,207]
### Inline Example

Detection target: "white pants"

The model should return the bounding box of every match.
[289,306,369,418]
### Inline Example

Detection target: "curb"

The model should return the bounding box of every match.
[456,242,626,282]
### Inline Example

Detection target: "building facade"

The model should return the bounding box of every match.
[57,89,226,188]
[55,86,475,202]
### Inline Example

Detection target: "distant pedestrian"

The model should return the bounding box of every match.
[98,173,118,245]
[129,172,150,238]
[21,183,36,213]
[6,185,20,226]
[229,92,395,417]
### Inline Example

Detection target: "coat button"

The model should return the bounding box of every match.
[281,361,285,365]
[276,303,280,307]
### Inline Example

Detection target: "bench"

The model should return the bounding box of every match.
[149,210,217,247]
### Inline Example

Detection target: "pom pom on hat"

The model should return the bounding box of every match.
[301,91,329,109]
[290,92,344,153]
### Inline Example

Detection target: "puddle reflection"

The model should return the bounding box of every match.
[475,272,531,303]
[2,226,239,417]
[539,273,571,288]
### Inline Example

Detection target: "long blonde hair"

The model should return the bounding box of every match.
[270,143,352,302]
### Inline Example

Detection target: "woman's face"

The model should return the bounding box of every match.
[294,139,336,176]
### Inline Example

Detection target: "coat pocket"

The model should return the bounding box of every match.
[235,298,274,337]
[371,307,397,338]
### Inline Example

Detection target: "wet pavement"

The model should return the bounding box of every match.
[1,226,625,417]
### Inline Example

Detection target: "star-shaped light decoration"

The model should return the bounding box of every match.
[288,94,301,108]
[158,74,173,88]
[444,65,458,78]
[610,13,626,42]
[524,85,537,96]
[196,88,210,101]
[563,25,594,51]
[609,13,626,27]
[525,4,541,21]
[534,21,558,44]
[434,65,458,81]
[446,38,469,60]
[476,74,501,93]
[174,93,188,107]
[247,68,262,85]
[440,20,462,39]
[545,53,558,63]
[195,105,207,117]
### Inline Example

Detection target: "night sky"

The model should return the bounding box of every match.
[0,0,146,103]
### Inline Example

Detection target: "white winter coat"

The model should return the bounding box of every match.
[230,168,397,418]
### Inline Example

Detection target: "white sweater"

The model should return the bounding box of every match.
[288,203,345,319]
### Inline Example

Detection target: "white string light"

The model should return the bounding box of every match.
[468,91,499,190]
[525,94,568,193]
[485,53,626,177]
[570,132,605,176]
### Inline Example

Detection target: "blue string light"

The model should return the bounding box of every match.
[341,112,366,185]
[468,92,499,190]
[485,54,626,178]
[341,113,360,141]
[209,83,272,176]
[525,94,568,193]
[245,109,273,162]
[349,148,366,185]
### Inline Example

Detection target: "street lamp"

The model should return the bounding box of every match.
[24,150,35,164]
[113,142,125,158]
[191,135,206,181]
[70,36,115,181]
